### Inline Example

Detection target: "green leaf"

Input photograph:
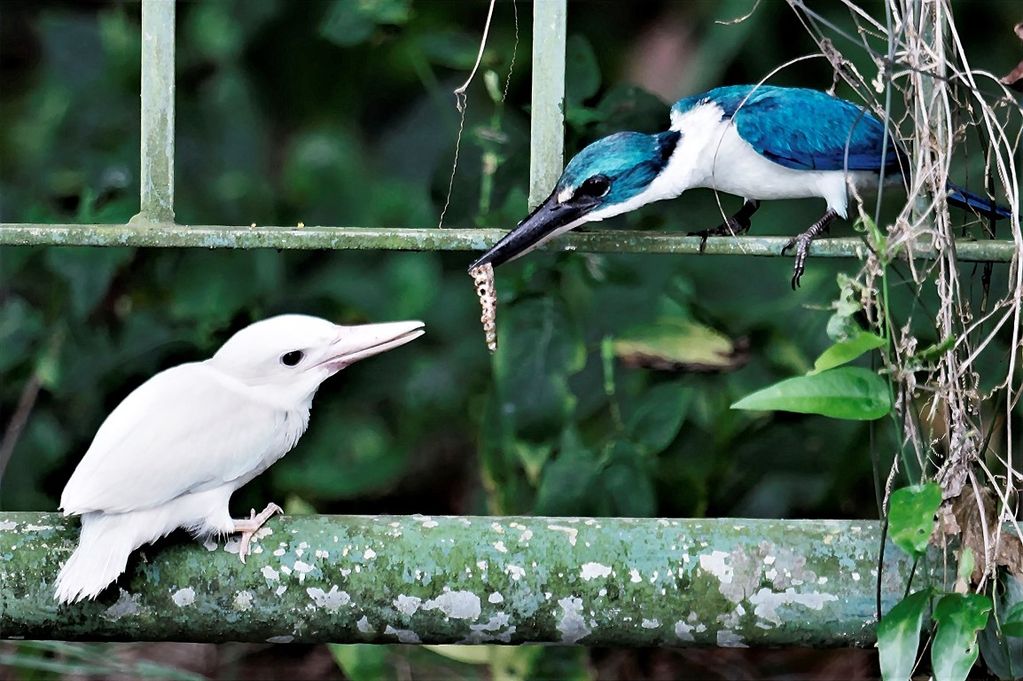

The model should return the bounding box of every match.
[518,647,591,681]
[320,0,411,47]
[34,337,64,390]
[329,644,391,681]
[932,593,993,681]
[489,647,542,681]
[595,84,669,136]
[424,645,491,666]
[731,366,891,420]
[513,441,552,485]
[888,483,942,557]
[168,251,282,329]
[283,494,317,516]
[0,297,45,373]
[44,247,134,319]
[876,589,930,681]
[625,380,691,455]
[856,213,887,254]
[381,253,441,319]
[826,274,863,341]
[565,35,600,105]
[272,408,407,501]
[1002,601,1023,638]
[613,318,745,373]
[914,336,956,364]
[600,443,656,517]
[810,331,885,374]
[493,298,585,440]
[484,70,502,104]
[416,30,481,69]
[0,408,71,509]
[534,429,598,516]
[187,3,244,62]
[565,107,606,128]
[601,464,656,517]
[956,547,976,589]
[980,574,1023,679]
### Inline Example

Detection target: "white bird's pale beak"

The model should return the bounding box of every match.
[319,320,425,371]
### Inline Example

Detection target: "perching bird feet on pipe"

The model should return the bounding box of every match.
[234,503,283,563]
[689,198,760,253]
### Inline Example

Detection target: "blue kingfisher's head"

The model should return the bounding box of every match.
[470,130,681,270]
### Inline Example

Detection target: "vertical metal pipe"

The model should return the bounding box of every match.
[133,0,176,224]
[528,0,567,209]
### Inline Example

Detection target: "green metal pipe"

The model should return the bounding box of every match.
[132,0,176,224]
[0,223,1017,262]
[1,513,944,646]
[528,0,567,208]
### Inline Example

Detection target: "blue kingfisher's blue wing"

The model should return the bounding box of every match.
[672,85,904,174]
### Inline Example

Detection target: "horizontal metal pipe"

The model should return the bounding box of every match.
[0,223,1016,262]
[1,513,942,646]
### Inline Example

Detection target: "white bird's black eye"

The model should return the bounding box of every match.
[280,350,304,367]
[576,175,611,199]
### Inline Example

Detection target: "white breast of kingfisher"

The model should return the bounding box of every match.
[657,101,888,219]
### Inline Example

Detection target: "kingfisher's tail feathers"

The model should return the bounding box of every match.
[54,512,140,604]
[946,183,1014,220]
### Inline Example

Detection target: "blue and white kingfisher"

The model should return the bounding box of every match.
[470,84,1012,288]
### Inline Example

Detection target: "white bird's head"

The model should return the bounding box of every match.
[208,314,425,404]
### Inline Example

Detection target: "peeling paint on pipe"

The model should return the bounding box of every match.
[0,513,947,645]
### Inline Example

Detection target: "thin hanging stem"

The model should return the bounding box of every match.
[439,0,498,228]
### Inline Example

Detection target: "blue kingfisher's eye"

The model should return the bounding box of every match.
[577,175,610,199]
[280,350,304,367]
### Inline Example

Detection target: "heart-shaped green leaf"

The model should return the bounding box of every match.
[625,381,691,455]
[731,366,891,420]
[613,319,745,373]
[810,331,886,374]
[1001,601,1023,638]
[888,483,942,557]
[932,592,993,681]
[876,589,930,681]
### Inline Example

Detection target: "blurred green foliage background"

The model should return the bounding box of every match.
[1,1,1019,678]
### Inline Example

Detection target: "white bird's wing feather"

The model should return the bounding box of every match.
[60,362,295,515]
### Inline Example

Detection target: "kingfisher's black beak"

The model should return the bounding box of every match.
[469,189,596,270]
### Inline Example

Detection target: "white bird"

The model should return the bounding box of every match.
[54,314,425,604]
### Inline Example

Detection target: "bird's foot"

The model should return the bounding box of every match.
[780,209,838,289]
[688,215,752,253]
[233,502,283,563]
[781,235,811,289]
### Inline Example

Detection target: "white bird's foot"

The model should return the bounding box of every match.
[232,502,283,563]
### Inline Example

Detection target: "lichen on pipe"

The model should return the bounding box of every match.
[0,223,1017,262]
[0,513,943,646]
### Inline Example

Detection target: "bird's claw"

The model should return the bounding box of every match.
[780,236,797,255]
[791,266,805,290]
[782,236,809,289]
[688,216,750,254]
[695,232,710,254]
[234,502,283,564]
[783,209,838,289]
